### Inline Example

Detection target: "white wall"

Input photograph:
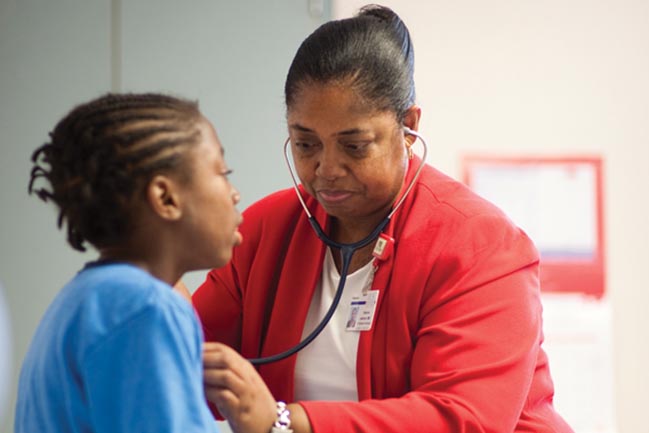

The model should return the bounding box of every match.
[335,1,649,432]
[0,1,329,431]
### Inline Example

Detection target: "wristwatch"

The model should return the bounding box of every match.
[270,401,293,433]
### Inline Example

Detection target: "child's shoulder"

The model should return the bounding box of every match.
[71,262,194,336]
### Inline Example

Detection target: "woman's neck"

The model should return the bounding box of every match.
[328,212,388,273]
[330,208,390,244]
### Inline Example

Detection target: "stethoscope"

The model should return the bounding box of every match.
[248,127,428,365]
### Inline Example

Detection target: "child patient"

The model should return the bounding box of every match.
[15,93,241,433]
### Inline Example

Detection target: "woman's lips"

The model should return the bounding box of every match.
[317,190,353,205]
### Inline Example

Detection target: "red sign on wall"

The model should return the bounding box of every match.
[462,156,605,298]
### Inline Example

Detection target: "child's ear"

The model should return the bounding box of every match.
[146,175,183,221]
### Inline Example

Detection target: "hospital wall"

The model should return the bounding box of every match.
[1,1,648,432]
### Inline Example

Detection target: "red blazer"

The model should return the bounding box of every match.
[193,158,573,433]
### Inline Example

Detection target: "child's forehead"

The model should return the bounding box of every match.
[194,119,227,161]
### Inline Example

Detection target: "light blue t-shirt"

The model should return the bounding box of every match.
[15,262,219,433]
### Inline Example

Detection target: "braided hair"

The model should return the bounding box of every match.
[28,92,202,252]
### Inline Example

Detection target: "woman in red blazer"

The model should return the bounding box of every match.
[192,5,573,433]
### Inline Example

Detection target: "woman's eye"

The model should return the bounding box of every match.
[343,142,369,153]
[294,141,319,152]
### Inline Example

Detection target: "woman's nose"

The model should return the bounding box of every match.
[315,145,345,180]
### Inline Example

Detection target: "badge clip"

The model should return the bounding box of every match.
[372,233,394,261]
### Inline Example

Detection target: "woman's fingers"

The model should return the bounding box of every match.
[203,367,244,389]
[200,342,277,433]
[202,342,265,399]
[209,387,239,416]
[203,342,233,367]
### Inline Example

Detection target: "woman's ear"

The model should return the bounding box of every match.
[402,105,422,146]
[146,175,183,221]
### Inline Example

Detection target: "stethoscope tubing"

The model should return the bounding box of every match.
[247,128,427,365]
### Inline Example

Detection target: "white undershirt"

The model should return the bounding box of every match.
[293,248,375,402]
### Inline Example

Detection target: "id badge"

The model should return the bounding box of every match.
[345,290,379,332]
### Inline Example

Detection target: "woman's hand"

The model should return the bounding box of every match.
[202,342,277,433]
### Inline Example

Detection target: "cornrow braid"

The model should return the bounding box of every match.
[29,92,202,252]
